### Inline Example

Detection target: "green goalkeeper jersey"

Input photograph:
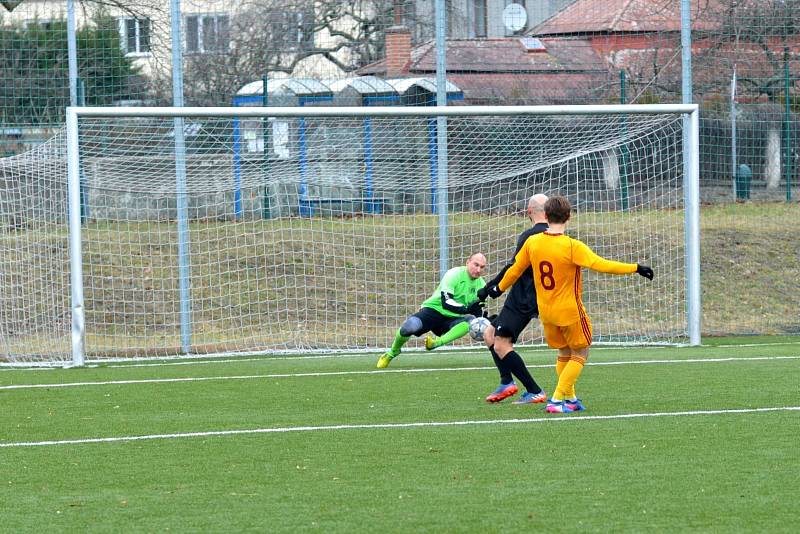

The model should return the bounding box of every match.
[421,266,486,318]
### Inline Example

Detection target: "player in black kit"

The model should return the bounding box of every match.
[477,194,549,404]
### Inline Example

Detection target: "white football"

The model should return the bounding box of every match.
[468,316,491,341]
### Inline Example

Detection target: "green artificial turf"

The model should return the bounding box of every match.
[1,338,798,532]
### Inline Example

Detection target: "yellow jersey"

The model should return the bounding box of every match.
[498,232,636,326]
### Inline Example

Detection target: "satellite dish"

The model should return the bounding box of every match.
[502,3,527,33]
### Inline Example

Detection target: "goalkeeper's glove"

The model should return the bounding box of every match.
[476,286,489,302]
[636,264,654,280]
[466,300,484,316]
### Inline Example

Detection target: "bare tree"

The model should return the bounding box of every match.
[607,0,797,104]
[160,0,437,107]
[705,0,800,102]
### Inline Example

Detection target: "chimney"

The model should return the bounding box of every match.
[385,0,411,78]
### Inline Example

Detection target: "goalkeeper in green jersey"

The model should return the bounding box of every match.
[376,253,487,369]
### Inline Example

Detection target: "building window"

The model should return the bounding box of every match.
[118,17,151,55]
[186,13,230,54]
[272,120,290,159]
[242,119,290,158]
[472,0,487,38]
[268,10,314,50]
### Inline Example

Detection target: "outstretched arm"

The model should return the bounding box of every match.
[573,240,653,279]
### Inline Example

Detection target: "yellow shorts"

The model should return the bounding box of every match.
[543,316,593,350]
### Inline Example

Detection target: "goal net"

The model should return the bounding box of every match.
[1,105,698,365]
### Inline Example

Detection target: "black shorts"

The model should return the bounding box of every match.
[413,307,469,337]
[492,306,536,344]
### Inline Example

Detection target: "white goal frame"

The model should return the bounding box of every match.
[65,104,701,366]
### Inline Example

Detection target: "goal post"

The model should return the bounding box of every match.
[13,103,701,366]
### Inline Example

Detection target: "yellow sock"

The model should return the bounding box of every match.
[556,355,570,377]
[555,356,572,399]
[554,357,585,401]
[568,354,586,398]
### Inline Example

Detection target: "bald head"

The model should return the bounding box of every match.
[528,193,549,224]
[466,253,487,279]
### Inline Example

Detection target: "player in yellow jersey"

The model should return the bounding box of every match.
[482,195,653,413]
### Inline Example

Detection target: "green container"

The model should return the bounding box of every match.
[735,164,752,200]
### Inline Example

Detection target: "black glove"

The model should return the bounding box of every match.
[466,300,484,316]
[636,264,654,280]
[478,285,503,301]
[487,284,503,299]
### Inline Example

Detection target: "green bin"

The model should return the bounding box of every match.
[735,164,752,200]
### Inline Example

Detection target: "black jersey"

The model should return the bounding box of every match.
[490,222,548,318]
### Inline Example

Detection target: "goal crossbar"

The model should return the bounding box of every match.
[69,103,699,118]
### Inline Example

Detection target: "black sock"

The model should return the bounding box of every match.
[503,351,542,394]
[490,346,513,385]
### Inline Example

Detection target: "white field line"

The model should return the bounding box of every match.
[4,342,798,371]
[86,344,669,368]
[2,406,798,449]
[1,355,799,391]
[83,340,800,368]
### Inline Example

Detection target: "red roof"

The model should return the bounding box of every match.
[359,37,608,75]
[445,72,614,105]
[532,0,722,35]
[356,37,612,104]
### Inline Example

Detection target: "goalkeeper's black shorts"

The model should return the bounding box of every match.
[414,307,469,337]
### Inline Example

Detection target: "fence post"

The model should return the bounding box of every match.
[785,49,793,202]
[619,70,630,211]
[435,0,449,278]
[731,66,738,200]
[681,0,700,346]
[263,75,272,219]
[171,0,192,353]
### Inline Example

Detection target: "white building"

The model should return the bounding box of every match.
[410,0,576,40]
[0,0,367,81]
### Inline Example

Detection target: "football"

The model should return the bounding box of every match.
[468,316,491,341]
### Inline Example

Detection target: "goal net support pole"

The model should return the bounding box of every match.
[66,107,85,366]
[687,109,701,346]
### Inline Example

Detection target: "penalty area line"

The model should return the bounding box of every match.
[2,406,798,449]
